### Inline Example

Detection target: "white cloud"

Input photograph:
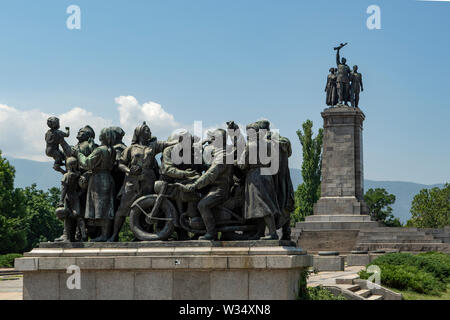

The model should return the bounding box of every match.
[0,104,112,162]
[0,96,190,162]
[115,96,186,143]
[0,96,260,163]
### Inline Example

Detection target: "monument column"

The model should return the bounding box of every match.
[313,106,368,216]
[293,105,381,253]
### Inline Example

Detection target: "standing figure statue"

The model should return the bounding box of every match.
[238,122,281,240]
[350,65,364,108]
[74,127,116,242]
[325,68,338,106]
[108,122,176,242]
[54,157,86,242]
[110,126,127,213]
[45,117,71,174]
[335,43,351,105]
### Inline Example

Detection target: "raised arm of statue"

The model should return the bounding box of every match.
[336,50,341,67]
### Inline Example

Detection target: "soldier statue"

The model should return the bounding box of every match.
[334,43,351,105]
[350,65,364,108]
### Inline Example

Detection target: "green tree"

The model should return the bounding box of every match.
[21,184,63,251]
[292,120,323,223]
[407,183,449,228]
[0,150,27,254]
[364,188,402,227]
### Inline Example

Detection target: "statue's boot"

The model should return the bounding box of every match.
[198,215,217,241]
[55,218,73,242]
[259,215,279,241]
[91,220,112,242]
[107,216,125,242]
[281,222,291,241]
[78,217,88,242]
[199,232,217,241]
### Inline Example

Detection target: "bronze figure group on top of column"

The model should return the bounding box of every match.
[326,43,364,108]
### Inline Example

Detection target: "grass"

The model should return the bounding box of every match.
[389,284,450,300]
[359,252,450,296]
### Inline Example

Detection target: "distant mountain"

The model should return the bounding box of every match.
[9,158,61,191]
[289,168,444,224]
[7,158,445,224]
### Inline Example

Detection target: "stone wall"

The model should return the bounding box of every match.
[15,242,313,300]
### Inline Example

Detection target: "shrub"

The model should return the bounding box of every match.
[359,252,450,296]
[305,286,347,300]
[0,253,23,268]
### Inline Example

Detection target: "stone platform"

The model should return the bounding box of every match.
[15,241,312,300]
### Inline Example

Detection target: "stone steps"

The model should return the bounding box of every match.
[358,239,441,244]
[332,282,384,300]
[366,294,383,300]
[354,289,371,298]
[360,227,419,233]
[337,284,360,292]
[294,221,381,230]
[355,242,450,252]
[359,230,428,239]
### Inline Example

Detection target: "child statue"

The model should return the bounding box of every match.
[55,157,87,242]
[45,116,71,174]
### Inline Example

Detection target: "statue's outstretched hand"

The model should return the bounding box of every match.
[184,168,198,177]
[175,183,196,193]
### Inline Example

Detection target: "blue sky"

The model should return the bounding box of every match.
[0,0,449,184]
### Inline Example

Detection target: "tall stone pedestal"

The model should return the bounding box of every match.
[15,241,312,300]
[293,106,381,253]
[315,105,368,216]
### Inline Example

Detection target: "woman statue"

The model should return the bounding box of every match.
[325,67,338,106]
[74,127,116,242]
[108,122,176,242]
[238,122,281,240]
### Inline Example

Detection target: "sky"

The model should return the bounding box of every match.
[0,0,449,185]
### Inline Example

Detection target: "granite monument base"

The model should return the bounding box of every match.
[15,241,312,300]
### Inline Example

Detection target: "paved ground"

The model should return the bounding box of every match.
[0,275,23,300]
[307,266,365,287]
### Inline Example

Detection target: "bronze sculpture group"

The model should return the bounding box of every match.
[325,43,364,108]
[47,119,295,242]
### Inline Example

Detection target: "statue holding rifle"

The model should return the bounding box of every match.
[335,42,351,106]
[326,42,364,108]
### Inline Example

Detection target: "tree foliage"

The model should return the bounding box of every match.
[21,184,63,252]
[364,188,402,227]
[292,120,323,223]
[407,183,449,228]
[0,150,63,254]
[0,151,28,253]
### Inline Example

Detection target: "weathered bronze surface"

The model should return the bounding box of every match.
[330,43,364,108]
[46,119,295,242]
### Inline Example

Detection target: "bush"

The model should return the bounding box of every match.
[0,253,23,268]
[304,286,347,300]
[359,252,450,296]
[297,269,346,300]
